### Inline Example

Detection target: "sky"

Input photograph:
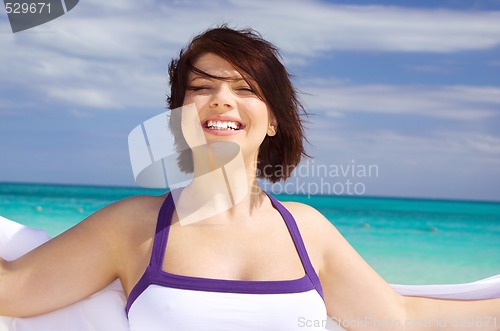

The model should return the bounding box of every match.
[0,0,499,201]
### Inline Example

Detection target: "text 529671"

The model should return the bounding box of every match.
[5,2,51,14]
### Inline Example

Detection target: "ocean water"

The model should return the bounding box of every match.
[1,182,499,285]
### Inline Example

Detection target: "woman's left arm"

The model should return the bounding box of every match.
[293,203,500,331]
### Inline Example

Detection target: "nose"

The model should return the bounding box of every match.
[209,83,235,111]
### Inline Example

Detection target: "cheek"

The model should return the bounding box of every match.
[246,100,271,124]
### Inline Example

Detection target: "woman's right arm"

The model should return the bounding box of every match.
[0,198,140,318]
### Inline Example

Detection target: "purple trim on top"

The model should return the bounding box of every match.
[126,193,173,314]
[265,193,324,299]
[125,192,324,316]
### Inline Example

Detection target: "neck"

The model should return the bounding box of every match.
[172,143,265,225]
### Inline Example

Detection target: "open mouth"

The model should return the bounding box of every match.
[204,120,244,131]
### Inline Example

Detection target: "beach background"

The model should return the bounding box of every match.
[2,182,499,285]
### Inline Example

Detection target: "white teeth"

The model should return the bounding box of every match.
[206,120,241,131]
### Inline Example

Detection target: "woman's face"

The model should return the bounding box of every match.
[182,53,274,160]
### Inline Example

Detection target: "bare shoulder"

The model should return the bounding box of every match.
[280,200,335,233]
[90,194,167,242]
[281,199,351,253]
[99,194,166,224]
[279,200,340,272]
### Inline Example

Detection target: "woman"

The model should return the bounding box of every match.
[1,26,499,331]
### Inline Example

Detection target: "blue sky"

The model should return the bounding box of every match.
[1,0,499,201]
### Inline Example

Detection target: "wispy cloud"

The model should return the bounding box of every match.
[301,81,500,120]
[46,87,121,109]
[407,64,457,74]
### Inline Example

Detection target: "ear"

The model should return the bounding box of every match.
[267,118,278,137]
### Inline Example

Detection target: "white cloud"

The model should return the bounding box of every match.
[407,64,456,74]
[219,0,500,54]
[301,81,500,120]
[367,131,500,158]
[46,87,121,109]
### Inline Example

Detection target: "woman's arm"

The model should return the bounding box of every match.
[0,198,140,318]
[404,296,499,331]
[293,203,499,331]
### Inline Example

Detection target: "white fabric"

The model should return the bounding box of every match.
[1,215,499,331]
[129,285,326,331]
[391,275,500,300]
[0,216,129,331]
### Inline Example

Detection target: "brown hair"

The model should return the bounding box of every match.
[167,25,309,183]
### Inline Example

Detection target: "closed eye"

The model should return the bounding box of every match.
[235,87,255,95]
[186,85,210,91]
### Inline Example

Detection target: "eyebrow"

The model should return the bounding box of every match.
[188,66,246,83]
[189,76,245,82]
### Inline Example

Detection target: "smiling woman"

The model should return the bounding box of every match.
[1,25,499,331]
[167,27,307,183]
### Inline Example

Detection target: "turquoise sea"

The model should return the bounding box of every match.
[1,182,499,285]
